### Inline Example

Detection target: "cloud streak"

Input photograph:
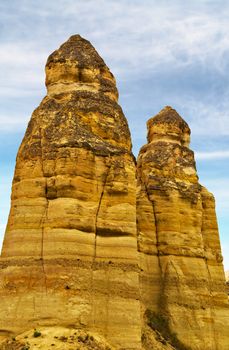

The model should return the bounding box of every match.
[0,114,30,130]
[2,2,229,85]
[196,150,229,160]
[1,1,229,136]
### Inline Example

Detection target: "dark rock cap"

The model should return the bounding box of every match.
[148,106,190,132]
[147,106,191,147]
[46,34,106,68]
[45,34,118,101]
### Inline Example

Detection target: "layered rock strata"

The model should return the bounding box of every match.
[137,106,229,349]
[0,35,140,349]
[0,36,228,350]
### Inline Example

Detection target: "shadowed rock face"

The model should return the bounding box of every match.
[0,37,228,350]
[0,35,140,349]
[137,106,228,350]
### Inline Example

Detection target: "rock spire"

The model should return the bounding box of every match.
[0,37,228,350]
[45,35,119,101]
[137,106,228,349]
[0,35,140,349]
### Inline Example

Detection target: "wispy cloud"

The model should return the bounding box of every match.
[199,178,229,214]
[0,42,47,65]
[174,97,229,137]
[1,1,229,91]
[0,42,46,98]
[1,0,229,136]
[196,150,229,160]
[0,114,30,131]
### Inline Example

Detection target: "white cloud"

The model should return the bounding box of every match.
[1,1,229,94]
[99,3,229,74]
[0,42,47,65]
[0,114,30,131]
[196,150,229,160]
[199,178,229,214]
[0,42,47,97]
[1,1,229,138]
[176,97,229,136]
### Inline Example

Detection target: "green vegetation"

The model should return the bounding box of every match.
[59,335,68,342]
[33,329,42,338]
[145,309,191,350]
[21,345,30,350]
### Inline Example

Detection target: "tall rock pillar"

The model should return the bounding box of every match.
[0,35,141,349]
[137,106,228,350]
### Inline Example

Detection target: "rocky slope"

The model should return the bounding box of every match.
[0,326,178,350]
[0,36,228,349]
[0,327,115,350]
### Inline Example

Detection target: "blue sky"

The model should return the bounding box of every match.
[0,0,228,270]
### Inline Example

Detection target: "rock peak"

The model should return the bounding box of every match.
[147,106,190,147]
[45,34,118,100]
[0,34,137,348]
[68,34,86,41]
[148,106,190,131]
[46,34,105,67]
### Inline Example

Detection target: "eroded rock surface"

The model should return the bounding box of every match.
[0,36,228,350]
[0,327,116,350]
[0,35,140,349]
[137,106,229,350]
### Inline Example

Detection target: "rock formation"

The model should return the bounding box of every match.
[137,106,229,349]
[0,36,228,350]
[0,35,140,349]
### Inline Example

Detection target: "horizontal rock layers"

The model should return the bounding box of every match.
[137,106,229,349]
[0,36,228,350]
[0,35,141,349]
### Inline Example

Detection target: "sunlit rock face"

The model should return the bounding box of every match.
[45,35,119,101]
[0,35,141,349]
[137,106,229,350]
[0,36,228,350]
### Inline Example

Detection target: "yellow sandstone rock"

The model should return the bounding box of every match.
[137,106,229,349]
[0,36,228,350]
[0,35,140,349]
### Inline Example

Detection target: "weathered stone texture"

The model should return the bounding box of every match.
[0,37,228,350]
[0,35,140,349]
[137,106,229,349]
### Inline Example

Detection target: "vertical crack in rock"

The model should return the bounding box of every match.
[40,127,48,294]
[204,257,217,349]
[143,182,164,307]
[40,199,48,294]
[93,157,111,265]
[91,157,111,331]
